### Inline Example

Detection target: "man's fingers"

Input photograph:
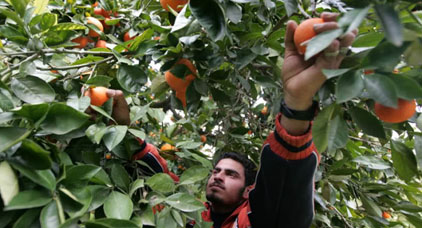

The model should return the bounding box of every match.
[313,22,339,34]
[323,40,340,60]
[339,32,356,49]
[107,89,131,125]
[284,20,298,52]
[321,12,339,22]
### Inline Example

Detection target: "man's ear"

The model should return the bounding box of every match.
[242,185,255,199]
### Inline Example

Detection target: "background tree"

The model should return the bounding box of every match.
[1,0,422,227]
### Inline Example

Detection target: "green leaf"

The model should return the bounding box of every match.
[414,135,422,171]
[322,68,351,79]
[9,0,29,17]
[165,193,204,212]
[234,49,257,70]
[12,208,41,228]
[326,115,349,152]
[11,76,55,104]
[283,0,298,17]
[31,0,48,15]
[179,166,209,185]
[335,71,364,103]
[190,0,226,40]
[374,4,403,47]
[9,162,55,190]
[353,32,384,48]
[103,125,128,151]
[87,185,111,211]
[0,7,24,27]
[103,191,133,220]
[312,104,337,153]
[305,28,343,60]
[72,56,103,65]
[110,163,130,192]
[146,173,175,194]
[90,105,116,123]
[50,23,86,31]
[349,107,386,139]
[40,103,90,135]
[17,139,52,170]
[226,1,242,24]
[393,201,422,212]
[363,41,410,72]
[353,156,390,170]
[64,164,101,183]
[14,103,49,125]
[364,74,397,108]
[391,140,418,182]
[85,218,138,228]
[0,161,19,205]
[85,75,113,87]
[40,201,60,228]
[171,209,184,227]
[338,6,370,35]
[117,64,147,93]
[404,40,422,67]
[0,127,30,153]
[129,179,144,197]
[86,123,107,144]
[388,74,422,100]
[361,195,382,217]
[4,189,51,210]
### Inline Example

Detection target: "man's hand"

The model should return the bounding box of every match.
[107,89,131,126]
[281,12,357,135]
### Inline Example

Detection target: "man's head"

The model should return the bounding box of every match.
[206,152,257,213]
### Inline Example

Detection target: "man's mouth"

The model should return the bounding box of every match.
[210,183,225,190]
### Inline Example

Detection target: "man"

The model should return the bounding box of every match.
[107,12,357,228]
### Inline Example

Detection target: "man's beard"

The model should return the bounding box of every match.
[206,186,245,207]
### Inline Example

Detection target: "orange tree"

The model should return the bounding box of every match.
[1,0,422,227]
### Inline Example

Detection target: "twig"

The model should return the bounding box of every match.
[326,203,354,228]
[1,53,39,82]
[298,4,311,19]
[36,56,115,71]
[1,49,118,56]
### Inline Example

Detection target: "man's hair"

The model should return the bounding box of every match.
[215,152,257,186]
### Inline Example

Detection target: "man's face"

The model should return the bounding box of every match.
[206,158,246,209]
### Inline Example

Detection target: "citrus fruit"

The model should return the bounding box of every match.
[95,40,107,48]
[382,211,391,219]
[160,0,188,12]
[84,86,109,106]
[200,135,207,143]
[294,18,324,55]
[374,99,416,123]
[87,17,104,37]
[71,36,89,49]
[165,58,196,107]
[261,106,268,115]
[160,143,176,151]
[123,32,135,42]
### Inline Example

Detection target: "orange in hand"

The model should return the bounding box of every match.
[374,99,416,123]
[294,18,324,55]
[84,86,109,106]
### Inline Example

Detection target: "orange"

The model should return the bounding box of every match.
[382,211,391,219]
[123,32,135,42]
[160,0,188,12]
[364,69,374,75]
[92,2,98,7]
[374,99,416,123]
[165,59,196,107]
[160,143,176,151]
[87,17,104,37]
[105,153,111,159]
[71,36,89,49]
[200,135,207,143]
[84,86,109,106]
[248,130,252,135]
[95,40,107,48]
[261,106,268,115]
[93,8,104,17]
[153,36,160,41]
[294,18,324,55]
[50,70,58,74]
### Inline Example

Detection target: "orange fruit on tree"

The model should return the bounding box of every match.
[160,143,176,151]
[200,135,207,143]
[105,153,111,159]
[84,86,109,106]
[374,99,416,123]
[261,106,268,115]
[93,8,104,17]
[165,58,196,107]
[248,130,252,135]
[294,18,324,55]
[123,32,135,42]
[382,211,391,219]
[160,0,188,12]
[95,40,107,48]
[71,36,89,49]
[87,17,104,37]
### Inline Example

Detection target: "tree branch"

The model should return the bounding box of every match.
[1,53,39,82]
[36,56,115,71]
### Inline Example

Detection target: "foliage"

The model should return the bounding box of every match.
[1,0,422,227]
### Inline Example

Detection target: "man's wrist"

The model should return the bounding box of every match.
[280,98,318,121]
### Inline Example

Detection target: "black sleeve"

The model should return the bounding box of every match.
[248,142,318,227]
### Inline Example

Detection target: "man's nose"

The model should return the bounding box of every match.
[213,171,224,181]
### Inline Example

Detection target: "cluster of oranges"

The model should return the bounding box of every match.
[165,59,197,107]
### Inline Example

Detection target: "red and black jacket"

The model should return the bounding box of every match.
[133,113,320,228]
